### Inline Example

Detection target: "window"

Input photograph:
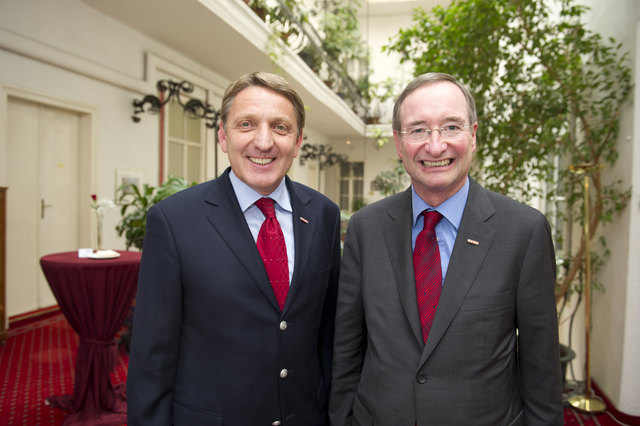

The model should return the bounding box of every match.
[166,97,205,183]
[339,162,364,212]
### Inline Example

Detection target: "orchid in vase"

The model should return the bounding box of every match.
[90,194,115,250]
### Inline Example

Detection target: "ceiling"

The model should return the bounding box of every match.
[364,0,446,15]
[79,0,446,139]
[80,0,367,139]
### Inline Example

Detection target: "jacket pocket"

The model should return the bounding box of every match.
[459,290,513,312]
[172,401,223,426]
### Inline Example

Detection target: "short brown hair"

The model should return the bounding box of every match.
[220,72,305,137]
[392,72,477,132]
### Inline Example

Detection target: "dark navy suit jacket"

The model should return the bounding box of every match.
[127,168,341,425]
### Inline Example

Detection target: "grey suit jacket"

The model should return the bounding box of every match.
[329,178,562,426]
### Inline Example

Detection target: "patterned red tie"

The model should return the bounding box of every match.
[255,198,289,310]
[413,210,443,343]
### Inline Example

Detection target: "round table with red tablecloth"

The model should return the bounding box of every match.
[40,250,140,426]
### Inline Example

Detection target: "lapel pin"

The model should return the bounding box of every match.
[300,217,309,224]
[467,238,479,246]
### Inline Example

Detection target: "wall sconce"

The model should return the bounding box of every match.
[132,80,220,128]
[299,143,348,171]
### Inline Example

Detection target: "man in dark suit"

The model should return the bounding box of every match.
[127,72,341,426]
[329,73,563,425]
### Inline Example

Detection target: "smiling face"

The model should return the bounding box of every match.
[394,81,477,206]
[218,86,303,195]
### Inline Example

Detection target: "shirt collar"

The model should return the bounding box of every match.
[229,169,292,213]
[411,177,469,230]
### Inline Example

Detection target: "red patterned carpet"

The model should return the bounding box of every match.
[0,310,128,425]
[0,309,638,425]
[564,404,638,425]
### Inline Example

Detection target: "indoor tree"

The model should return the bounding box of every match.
[384,0,632,302]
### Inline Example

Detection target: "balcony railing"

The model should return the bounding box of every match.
[247,0,369,121]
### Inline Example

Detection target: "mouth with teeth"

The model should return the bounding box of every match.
[250,157,275,165]
[421,159,452,168]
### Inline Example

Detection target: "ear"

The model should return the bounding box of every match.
[218,122,228,153]
[393,131,404,159]
[470,122,478,153]
[292,130,304,158]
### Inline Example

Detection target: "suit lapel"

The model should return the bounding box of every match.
[284,179,316,313]
[384,189,425,344]
[204,171,280,311]
[420,179,497,363]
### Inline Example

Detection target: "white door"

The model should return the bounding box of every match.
[6,97,81,316]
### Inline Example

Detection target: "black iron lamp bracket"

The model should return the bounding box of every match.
[132,79,220,129]
[299,143,348,170]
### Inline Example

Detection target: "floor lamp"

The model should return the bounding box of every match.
[568,163,606,413]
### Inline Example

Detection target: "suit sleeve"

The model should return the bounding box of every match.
[516,215,563,425]
[126,204,182,425]
[328,214,367,426]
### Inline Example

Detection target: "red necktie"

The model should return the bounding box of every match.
[413,210,443,342]
[255,198,289,310]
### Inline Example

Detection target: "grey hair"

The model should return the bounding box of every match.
[392,72,477,131]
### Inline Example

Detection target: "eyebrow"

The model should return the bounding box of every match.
[405,116,466,127]
[233,113,295,127]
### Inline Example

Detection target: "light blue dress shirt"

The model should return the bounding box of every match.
[411,177,470,284]
[228,170,295,284]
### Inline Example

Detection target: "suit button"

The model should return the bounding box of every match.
[417,372,427,383]
[272,421,282,425]
[280,369,288,378]
[280,321,287,330]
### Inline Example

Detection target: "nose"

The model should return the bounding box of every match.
[253,123,274,150]
[424,131,447,155]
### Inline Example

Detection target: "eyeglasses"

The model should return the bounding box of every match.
[399,124,470,144]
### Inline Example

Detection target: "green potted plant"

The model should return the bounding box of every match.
[246,0,269,21]
[367,126,389,150]
[115,175,195,250]
[299,44,322,73]
[318,0,367,65]
[373,162,408,196]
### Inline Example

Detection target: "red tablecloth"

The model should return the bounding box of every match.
[40,251,141,426]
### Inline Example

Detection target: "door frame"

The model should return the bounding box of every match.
[0,85,95,320]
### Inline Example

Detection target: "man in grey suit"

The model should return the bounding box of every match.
[329,73,562,425]
[128,72,341,425]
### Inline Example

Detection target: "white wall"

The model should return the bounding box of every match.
[0,50,157,251]
[620,19,640,412]
[348,4,419,205]
[562,0,640,415]
[0,0,208,251]
[362,10,415,123]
